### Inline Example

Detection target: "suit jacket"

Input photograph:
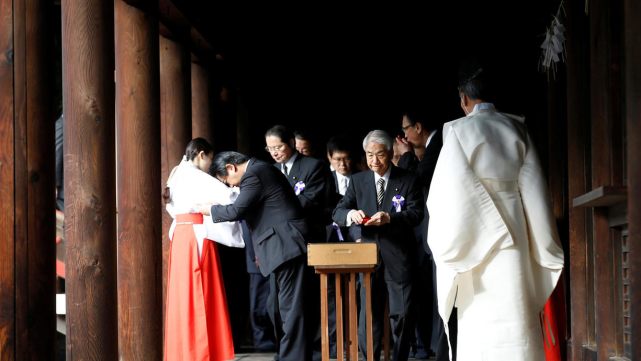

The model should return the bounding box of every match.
[332,166,424,283]
[211,158,312,277]
[275,153,337,235]
[397,131,443,254]
[326,170,360,242]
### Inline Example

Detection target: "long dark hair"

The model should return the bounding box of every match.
[163,138,214,204]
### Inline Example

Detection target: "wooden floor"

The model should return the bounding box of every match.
[233,352,436,360]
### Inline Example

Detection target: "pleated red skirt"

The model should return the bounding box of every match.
[164,213,235,361]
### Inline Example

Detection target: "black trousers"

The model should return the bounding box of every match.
[414,255,435,356]
[359,263,416,361]
[269,255,322,361]
[435,307,457,361]
[249,273,277,350]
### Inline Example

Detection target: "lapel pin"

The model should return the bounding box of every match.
[293,176,297,180]
[395,188,399,192]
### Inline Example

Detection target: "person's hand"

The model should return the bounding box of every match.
[395,137,413,155]
[364,212,390,226]
[350,210,368,225]
[356,238,362,243]
[196,202,218,216]
[255,259,259,269]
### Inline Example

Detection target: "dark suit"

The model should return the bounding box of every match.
[275,152,336,237]
[211,158,321,361]
[333,166,423,361]
[244,222,277,351]
[397,131,455,361]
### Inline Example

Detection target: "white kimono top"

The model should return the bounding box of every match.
[166,159,244,258]
[427,109,564,361]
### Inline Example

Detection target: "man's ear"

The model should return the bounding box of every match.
[461,93,469,107]
[226,164,235,173]
[289,139,296,149]
[415,122,423,133]
[198,150,205,160]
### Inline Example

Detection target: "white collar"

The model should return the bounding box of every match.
[373,166,391,191]
[425,129,437,148]
[281,152,298,174]
[472,102,495,113]
[335,171,351,183]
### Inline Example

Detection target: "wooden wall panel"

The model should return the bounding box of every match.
[61,0,118,358]
[623,0,641,358]
[565,0,593,359]
[115,0,163,359]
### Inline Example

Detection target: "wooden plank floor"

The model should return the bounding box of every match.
[232,352,435,360]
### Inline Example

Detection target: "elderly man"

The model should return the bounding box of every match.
[294,130,317,157]
[333,130,423,361]
[427,58,564,361]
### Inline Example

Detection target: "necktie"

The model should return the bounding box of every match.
[282,164,288,175]
[340,177,348,196]
[377,178,385,205]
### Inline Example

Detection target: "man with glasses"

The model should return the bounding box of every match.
[265,125,335,360]
[394,109,443,359]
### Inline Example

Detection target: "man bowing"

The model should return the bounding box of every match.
[198,152,321,361]
[333,130,423,361]
[427,57,564,361]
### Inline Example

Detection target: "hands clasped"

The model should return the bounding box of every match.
[351,210,390,226]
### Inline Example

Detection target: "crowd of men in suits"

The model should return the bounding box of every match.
[225,114,448,361]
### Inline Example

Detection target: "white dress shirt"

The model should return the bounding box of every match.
[346,166,391,225]
[336,172,351,196]
[281,152,298,175]
[426,129,438,148]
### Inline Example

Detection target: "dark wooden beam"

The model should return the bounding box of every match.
[159,33,192,332]
[115,0,163,359]
[590,0,625,358]
[191,62,214,145]
[0,0,16,356]
[61,0,118,358]
[565,0,593,359]
[11,0,58,358]
[623,0,641,358]
[573,186,628,208]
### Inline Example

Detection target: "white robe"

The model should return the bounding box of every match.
[427,109,564,361]
[166,160,244,259]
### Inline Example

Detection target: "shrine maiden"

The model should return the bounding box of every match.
[164,138,244,361]
[427,60,564,361]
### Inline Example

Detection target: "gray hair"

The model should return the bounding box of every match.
[362,130,393,152]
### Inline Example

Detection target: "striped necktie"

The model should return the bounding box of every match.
[377,178,385,205]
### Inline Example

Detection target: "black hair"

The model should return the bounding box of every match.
[402,109,437,132]
[294,130,313,143]
[265,125,294,143]
[185,138,213,161]
[326,135,352,158]
[459,76,492,102]
[210,151,250,177]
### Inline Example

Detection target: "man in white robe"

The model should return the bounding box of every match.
[427,59,564,361]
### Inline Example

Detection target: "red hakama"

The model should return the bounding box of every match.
[164,213,234,361]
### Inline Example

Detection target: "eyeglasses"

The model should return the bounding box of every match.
[265,145,286,153]
[401,125,413,133]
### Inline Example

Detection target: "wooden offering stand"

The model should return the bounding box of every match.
[308,242,379,361]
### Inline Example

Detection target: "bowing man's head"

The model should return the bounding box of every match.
[363,130,393,177]
[186,138,214,173]
[265,125,296,164]
[210,151,250,188]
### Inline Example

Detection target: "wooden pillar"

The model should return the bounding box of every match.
[61,0,118,358]
[623,0,641,358]
[191,62,214,145]
[159,33,191,325]
[590,0,624,358]
[0,0,56,358]
[115,0,162,359]
[565,1,593,360]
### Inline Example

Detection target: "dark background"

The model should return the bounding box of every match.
[177,1,557,161]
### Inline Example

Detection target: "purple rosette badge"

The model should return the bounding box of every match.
[392,195,405,212]
[332,222,344,241]
[294,181,306,196]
